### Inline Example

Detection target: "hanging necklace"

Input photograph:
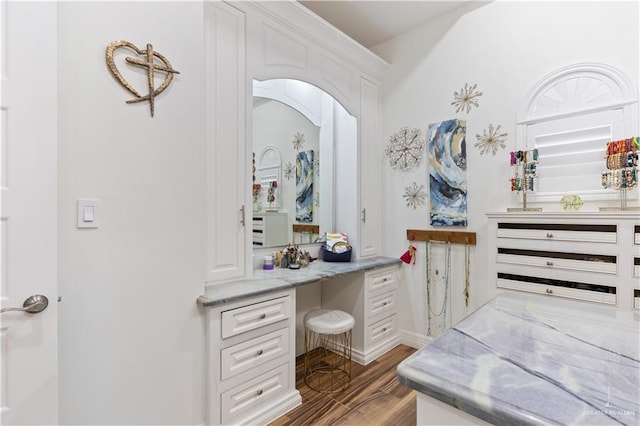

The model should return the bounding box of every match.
[426,240,451,336]
[463,243,470,307]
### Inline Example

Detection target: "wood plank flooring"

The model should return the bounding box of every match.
[270,345,417,426]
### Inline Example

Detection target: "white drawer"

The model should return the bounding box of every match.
[497,277,617,305]
[366,315,397,348]
[634,290,640,310]
[367,290,396,321]
[497,223,617,244]
[221,328,289,380]
[497,249,617,275]
[634,258,640,279]
[366,267,398,295]
[221,296,291,339]
[221,363,289,424]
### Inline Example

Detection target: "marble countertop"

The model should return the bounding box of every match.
[198,256,401,307]
[397,292,640,425]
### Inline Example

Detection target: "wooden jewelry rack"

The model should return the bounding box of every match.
[406,229,476,246]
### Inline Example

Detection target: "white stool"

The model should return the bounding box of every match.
[303,309,355,393]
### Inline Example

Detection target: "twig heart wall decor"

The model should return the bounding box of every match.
[106,40,180,117]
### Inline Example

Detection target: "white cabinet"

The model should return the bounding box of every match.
[204,1,247,284]
[205,290,300,425]
[321,265,400,364]
[205,2,388,284]
[488,212,640,310]
[358,78,382,258]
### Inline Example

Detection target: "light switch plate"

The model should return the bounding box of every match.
[77,199,99,229]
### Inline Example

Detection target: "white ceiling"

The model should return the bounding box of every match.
[299,1,475,48]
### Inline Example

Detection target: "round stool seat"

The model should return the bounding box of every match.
[303,309,354,393]
[304,309,355,334]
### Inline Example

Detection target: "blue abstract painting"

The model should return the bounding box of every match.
[296,150,314,222]
[428,119,467,227]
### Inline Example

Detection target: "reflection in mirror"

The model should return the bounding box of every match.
[253,79,354,248]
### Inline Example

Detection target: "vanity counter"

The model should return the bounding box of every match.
[397,292,640,425]
[198,256,401,307]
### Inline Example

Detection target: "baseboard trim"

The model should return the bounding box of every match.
[399,330,431,349]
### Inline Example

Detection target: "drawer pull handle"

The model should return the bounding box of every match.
[383,278,388,282]
[546,261,554,266]
[382,302,388,306]
[259,313,266,320]
[545,288,553,294]
[382,328,387,332]
[256,349,264,356]
[546,233,554,238]
[256,389,263,396]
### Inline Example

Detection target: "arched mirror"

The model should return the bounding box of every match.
[252,79,356,248]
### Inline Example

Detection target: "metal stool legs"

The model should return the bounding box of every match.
[304,326,352,393]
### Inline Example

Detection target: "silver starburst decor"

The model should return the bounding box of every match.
[403,182,426,209]
[292,131,305,151]
[314,192,320,207]
[385,127,425,171]
[451,83,483,113]
[475,124,508,156]
[284,161,295,180]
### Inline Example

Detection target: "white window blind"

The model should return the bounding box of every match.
[525,109,626,201]
[517,63,638,203]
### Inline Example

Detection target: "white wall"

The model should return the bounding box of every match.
[57,2,205,424]
[373,1,639,342]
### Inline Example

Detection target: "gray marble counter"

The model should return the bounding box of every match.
[397,292,640,425]
[198,256,400,307]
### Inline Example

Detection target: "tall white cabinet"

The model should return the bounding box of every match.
[204,1,390,286]
[204,1,247,284]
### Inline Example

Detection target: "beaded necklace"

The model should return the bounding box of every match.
[425,240,451,336]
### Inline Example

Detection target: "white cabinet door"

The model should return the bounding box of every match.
[358,78,381,258]
[0,2,58,424]
[204,2,247,283]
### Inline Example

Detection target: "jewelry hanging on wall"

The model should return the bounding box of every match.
[463,244,470,307]
[425,240,452,337]
[252,152,261,203]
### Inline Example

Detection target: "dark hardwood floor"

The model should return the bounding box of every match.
[270,344,417,426]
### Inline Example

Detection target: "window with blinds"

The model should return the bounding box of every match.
[517,63,638,203]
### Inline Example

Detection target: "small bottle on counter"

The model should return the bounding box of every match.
[263,255,274,270]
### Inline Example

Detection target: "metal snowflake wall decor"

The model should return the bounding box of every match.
[451,83,483,114]
[314,193,320,207]
[475,124,508,156]
[385,127,425,171]
[284,161,295,180]
[403,182,426,209]
[292,131,305,151]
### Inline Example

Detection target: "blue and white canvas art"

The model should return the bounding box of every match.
[296,150,314,222]
[428,119,467,227]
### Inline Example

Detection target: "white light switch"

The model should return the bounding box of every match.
[77,199,99,229]
[83,206,94,222]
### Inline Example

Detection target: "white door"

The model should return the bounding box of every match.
[0,1,58,424]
